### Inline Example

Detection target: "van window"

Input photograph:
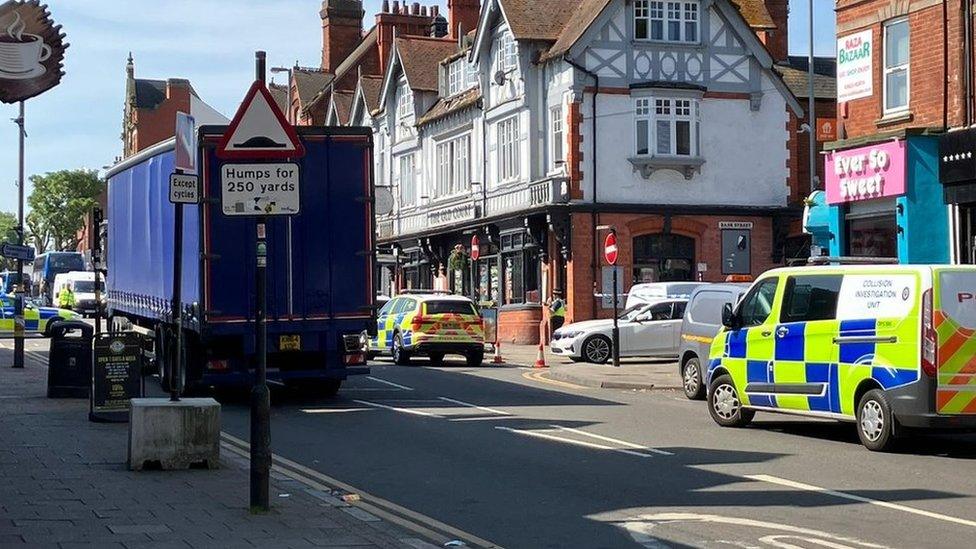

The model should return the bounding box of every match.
[781,275,843,323]
[739,279,778,327]
[688,291,732,325]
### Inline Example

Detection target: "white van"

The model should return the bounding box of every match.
[707,264,976,451]
[52,271,104,316]
[625,282,704,309]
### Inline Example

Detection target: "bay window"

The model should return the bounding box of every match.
[883,18,909,114]
[497,115,521,183]
[635,97,699,157]
[635,0,698,43]
[399,154,416,207]
[550,106,564,170]
[435,134,470,198]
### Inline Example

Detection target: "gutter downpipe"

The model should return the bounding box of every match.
[564,57,599,317]
[965,0,974,126]
[944,0,950,130]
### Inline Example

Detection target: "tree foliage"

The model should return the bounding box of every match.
[27,169,104,252]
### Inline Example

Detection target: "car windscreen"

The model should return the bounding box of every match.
[425,300,477,315]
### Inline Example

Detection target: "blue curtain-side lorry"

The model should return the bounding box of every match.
[104,126,375,394]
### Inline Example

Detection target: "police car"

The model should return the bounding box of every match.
[0,295,80,335]
[707,264,976,451]
[370,292,485,367]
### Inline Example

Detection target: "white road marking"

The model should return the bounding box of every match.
[618,512,888,549]
[352,399,443,418]
[549,425,674,456]
[437,396,510,416]
[366,376,414,391]
[301,408,370,414]
[747,474,976,529]
[495,426,653,458]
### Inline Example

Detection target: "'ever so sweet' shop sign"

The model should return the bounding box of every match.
[825,139,906,205]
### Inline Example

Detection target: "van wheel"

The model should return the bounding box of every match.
[465,350,484,368]
[708,374,754,427]
[857,389,896,451]
[582,335,611,364]
[682,357,705,400]
[392,334,411,366]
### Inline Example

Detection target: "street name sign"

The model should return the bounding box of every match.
[221,163,300,216]
[0,242,34,262]
[169,173,199,204]
[216,80,305,160]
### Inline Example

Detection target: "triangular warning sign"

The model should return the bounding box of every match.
[216,80,305,160]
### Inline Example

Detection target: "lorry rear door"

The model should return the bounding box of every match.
[933,268,976,414]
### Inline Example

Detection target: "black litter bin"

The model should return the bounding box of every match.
[47,321,94,398]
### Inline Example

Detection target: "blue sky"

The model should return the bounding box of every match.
[0,0,835,214]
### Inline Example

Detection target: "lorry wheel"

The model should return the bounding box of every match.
[392,334,411,366]
[708,374,754,427]
[428,353,445,366]
[317,379,342,397]
[465,350,484,368]
[682,357,706,400]
[857,389,897,452]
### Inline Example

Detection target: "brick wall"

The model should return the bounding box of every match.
[498,307,543,345]
[837,0,968,139]
[565,212,779,322]
[567,101,584,200]
[788,99,837,203]
[131,81,192,154]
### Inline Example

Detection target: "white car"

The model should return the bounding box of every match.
[551,299,688,364]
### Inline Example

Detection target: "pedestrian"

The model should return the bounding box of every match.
[57,284,75,310]
[549,290,566,333]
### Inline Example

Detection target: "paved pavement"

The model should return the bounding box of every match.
[217,358,976,549]
[0,340,443,549]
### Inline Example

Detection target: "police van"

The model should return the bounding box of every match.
[706,264,976,451]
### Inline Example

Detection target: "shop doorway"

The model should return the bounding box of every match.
[632,234,695,283]
[957,205,976,263]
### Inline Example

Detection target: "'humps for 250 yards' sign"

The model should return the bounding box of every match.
[221,163,300,216]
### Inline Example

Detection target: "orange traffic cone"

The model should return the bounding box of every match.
[534,342,548,368]
[493,341,504,364]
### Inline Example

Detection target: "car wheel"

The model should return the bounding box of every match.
[581,335,611,364]
[428,352,445,366]
[465,350,484,368]
[707,374,754,427]
[682,357,705,400]
[392,333,411,366]
[857,389,897,452]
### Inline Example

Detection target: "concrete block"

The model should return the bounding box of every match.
[127,398,220,471]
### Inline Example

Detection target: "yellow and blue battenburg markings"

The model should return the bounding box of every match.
[709,312,920,418]
[0,304,72,333]
[370,300,484,352]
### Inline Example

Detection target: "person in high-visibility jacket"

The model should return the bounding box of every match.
[549,291,566,334]
[57,284,75,310]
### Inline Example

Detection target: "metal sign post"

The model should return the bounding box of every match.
[91,206,103,335]
[217,51,304,514]
[603,229,620,368]
[13,101,25,369]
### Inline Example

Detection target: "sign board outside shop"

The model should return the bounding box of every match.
[817,118,838,142]
[90,332,144,423]
[0,1,68,104]
[837,29,873,103]
[824,139,906,205]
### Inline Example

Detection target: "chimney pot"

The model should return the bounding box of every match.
[431,5,438,17]
[382,0,389,12]
[392,1,399,13]
[413,2,420,15]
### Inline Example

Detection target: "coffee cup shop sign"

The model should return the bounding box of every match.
[0,1,68,104]
[825,140,906,205]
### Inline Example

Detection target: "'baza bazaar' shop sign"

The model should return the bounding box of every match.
[837,30,872,103]
[824,140,906,205]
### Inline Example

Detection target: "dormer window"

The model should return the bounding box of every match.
[497,33,517,72]
[397,82,413,119]
[635,1,699,43]
[448,60,464,96]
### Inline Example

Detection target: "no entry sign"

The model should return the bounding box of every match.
[604,232,618,265]
[471,235,480,261]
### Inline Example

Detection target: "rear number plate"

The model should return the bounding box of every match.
[280,335,301,351]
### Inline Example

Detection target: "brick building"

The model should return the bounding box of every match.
[298,0,832,344]
[809,0,974,264]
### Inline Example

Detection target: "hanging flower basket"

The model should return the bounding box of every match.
[448,245,469,272]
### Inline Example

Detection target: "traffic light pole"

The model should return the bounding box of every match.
[250,51,271,514]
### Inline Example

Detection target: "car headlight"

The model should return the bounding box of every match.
[556,330,583,340]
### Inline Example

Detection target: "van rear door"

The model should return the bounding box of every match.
[934,268,976,414]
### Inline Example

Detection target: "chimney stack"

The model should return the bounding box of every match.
[321,0,365,73]
[376,1,436,72]
[447,0,480,40]
[759,0,789,62]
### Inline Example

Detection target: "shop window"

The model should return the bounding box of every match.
[401,250,432,291]
[500,232,540,305]
[476,257,500,305]
[845,212,897,259]
[633,234,695,283]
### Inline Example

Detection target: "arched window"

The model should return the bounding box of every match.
[632,234,695,282]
